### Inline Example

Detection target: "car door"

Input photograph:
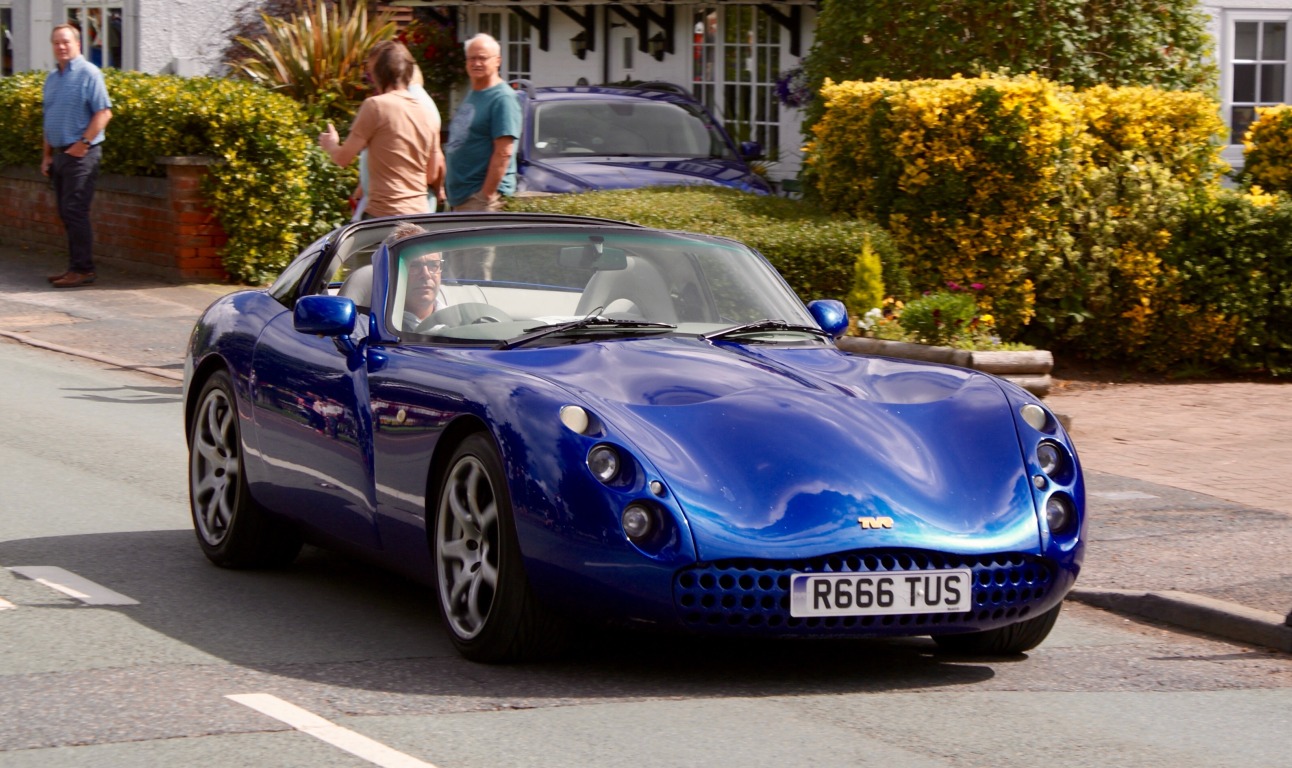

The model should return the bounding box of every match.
[247,237,382,550]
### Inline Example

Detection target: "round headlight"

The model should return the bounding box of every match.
[1037,442,1063,476]
[587,444,620,483]
[1020,403,1048,431]
[1045,493,1075,534]
[622,503,655,541]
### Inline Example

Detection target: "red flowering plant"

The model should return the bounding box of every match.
[397,18,466,106]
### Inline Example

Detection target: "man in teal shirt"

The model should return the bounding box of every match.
[445,33,521,212]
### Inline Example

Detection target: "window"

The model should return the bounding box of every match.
[65,2,124,69]
[692,6,781,160]
[1230,19,1288,143]
[474,11,532,82]
[1,5,13,76]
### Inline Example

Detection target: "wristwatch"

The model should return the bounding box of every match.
[79,138,93,147]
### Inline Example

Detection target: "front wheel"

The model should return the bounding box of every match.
[433,433,568,662]
[932,603,1062,655]
[189,370,301,568]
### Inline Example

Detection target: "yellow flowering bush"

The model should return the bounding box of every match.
[1077,85,1229,182]
[1242,105,1292,194]
[809,74,1081,340]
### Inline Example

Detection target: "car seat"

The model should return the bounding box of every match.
[574,256,677,322]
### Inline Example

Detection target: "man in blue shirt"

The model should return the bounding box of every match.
[42,23,113,288]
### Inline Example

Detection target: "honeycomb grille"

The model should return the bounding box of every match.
[674,550,1056,634]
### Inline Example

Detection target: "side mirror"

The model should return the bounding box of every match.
[294,295,357,337]
[807,299,849,339]
[739,141,764,161]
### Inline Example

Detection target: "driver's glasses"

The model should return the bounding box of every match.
[409,259,442,273]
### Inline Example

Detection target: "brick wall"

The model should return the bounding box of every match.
[0,156,229,282]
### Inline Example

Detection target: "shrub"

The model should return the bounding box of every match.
[506,187,901,303]
[0,70,351,284]
[845,236,885,323]
[808,74,1080,339]
[1240,105,1292,195]
[230,0,397,126]
[1077,84,1229,183]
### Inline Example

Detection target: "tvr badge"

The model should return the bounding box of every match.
[857,516,894,530]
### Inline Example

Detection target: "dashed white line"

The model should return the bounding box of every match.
[0,597,15,611]
[228,693,439,768]
[6,566,139,605]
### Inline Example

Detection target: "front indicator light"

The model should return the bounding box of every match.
[588,444,621,483]
[1020,403,1048,431]
[1045,493,1075,534]
[560,405,590,434]
[622,503,655,541]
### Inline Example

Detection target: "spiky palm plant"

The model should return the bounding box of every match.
[233,0,396,126]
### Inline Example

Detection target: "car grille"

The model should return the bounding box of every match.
[674,550,1057,633]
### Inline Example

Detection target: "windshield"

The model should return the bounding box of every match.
[529,100,738,160]
[383,227,815,345]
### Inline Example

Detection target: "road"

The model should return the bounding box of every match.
[1,339,1289,768]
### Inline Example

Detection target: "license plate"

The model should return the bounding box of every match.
[789,568,973,617]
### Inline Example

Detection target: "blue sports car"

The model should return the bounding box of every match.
[184,213,1085,663]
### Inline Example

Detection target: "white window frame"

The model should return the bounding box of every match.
[469,9,534,83]
[691,5,784,161]
[1,2,14,77]
[60,0,132,71]
[1221,11,1292,145]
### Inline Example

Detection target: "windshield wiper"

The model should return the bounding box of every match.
[496,315,675,350]
[701,319,832,343]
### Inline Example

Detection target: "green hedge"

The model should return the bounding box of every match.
[0,70,352,284]
[506,187,901,304]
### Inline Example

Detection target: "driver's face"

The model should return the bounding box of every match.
[407,254,442,297]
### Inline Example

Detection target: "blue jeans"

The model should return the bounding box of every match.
[51,144,101,273]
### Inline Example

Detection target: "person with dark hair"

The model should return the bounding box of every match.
[43,23,113,289]
[320,40,440,218]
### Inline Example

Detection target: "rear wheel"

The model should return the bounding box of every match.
[433,433,568,662]
[189,370,301,568]
[933,603,1062,655]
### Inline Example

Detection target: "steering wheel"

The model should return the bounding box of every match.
[414,303,513,333]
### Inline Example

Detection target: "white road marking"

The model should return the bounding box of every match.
[6,566,140,605]
[1090,491,1159,501]
[0,597,15,611]
[228,693,440,768]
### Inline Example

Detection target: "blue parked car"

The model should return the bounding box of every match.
[512,82,773,196]
[184,212,1085,663]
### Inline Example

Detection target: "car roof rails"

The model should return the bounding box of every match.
[509,79,536,98]
[626,81,692,97]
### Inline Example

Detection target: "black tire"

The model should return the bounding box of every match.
[188,370,302,569]
[433,433,568,663]
[933,603,1063,655]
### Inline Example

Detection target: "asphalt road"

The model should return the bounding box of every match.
[2,339,1290,768]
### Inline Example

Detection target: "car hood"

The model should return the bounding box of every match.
[501,338,1041,561]
[525,156,768,194]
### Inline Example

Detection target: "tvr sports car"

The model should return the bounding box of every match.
[184,212,1086,663]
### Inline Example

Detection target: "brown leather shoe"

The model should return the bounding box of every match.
[47,271,70,283]
[51,271,96,288]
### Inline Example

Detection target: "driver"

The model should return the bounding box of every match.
[403,249,447,328]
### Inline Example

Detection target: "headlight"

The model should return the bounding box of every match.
[622,503,656,541]
[587,444,621,483]
[1037,442,1062,476]
[1045,493,1075,534]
